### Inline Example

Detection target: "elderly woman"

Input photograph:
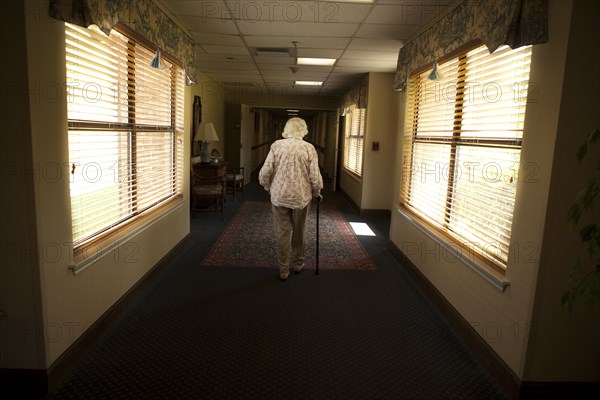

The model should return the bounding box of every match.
[259,117,324,281]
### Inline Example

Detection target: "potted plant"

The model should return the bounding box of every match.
[562,127,600,313]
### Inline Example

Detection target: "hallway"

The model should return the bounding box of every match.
[46,180,508,399]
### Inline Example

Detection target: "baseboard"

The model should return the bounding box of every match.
[0,234,190,397]
[0,369,47,399]
[388,240,522,399]
[360,208,391,218]
[338,189,391,218]
[519,381,600,399]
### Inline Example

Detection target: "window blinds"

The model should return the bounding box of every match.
[65,23,184,247]
[344,105,366,177]
[400,44,532,269]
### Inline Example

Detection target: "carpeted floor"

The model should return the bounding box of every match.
[44,180,509,400]
[202,200,376,271]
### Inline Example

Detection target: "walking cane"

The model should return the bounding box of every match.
[315,196,320,276]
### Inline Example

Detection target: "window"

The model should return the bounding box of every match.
[65,23,185,249]
[400,44,532,270]
[343,104,366,177]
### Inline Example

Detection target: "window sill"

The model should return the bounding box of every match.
[396,207,510,292]
[68,198,184,276]
[342,168,362,182]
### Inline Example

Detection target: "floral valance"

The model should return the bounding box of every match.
[49,0,198,85]
[341,75,368,110]
[393,0,548,91]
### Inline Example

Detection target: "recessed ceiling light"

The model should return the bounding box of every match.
[297,57,336,66]
[295,81,323,86]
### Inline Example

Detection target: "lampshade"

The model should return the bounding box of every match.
[194,122,219,142]
[428,59,443,81]
[150,49,167,69]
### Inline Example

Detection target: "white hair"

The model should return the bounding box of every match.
[282,117,308,139]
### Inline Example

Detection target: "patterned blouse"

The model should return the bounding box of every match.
[259,138,323,209]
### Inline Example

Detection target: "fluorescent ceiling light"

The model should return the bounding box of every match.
[286,109,299,112]
[297,57,336,66]
[349,222,376,236]
[295,81,323,86]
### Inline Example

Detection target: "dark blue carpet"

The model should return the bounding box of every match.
[46,181,509,400]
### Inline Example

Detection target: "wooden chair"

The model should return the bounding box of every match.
[191,164,225,219]
[225,167,245,202]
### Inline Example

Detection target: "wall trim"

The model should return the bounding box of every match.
[339,188,390,218]
[519,382,600,399]
[0,234,190,397]
[360,208,391,218]
[0,369,48,399]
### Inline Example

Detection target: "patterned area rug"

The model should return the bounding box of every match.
[202,201,376,271]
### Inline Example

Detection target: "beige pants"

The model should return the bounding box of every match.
[271,203,310,274]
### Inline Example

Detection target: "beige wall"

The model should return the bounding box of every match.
[390,0,600,381]
[3,0,225,368]
[361,73,400,211]
[339,73,400,211]
[191,75,225,160]
[523,0,600,381]
[0,0,46,369]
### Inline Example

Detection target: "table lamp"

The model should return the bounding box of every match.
[194,122,219,163]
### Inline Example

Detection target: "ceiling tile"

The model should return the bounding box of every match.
[364,3,440,25]
[179,16,238,35]
[336,58,393,68]
[256,64,296,72]
[158,0,453,104]
[244,35,351,50]
[237,21,359,37]
[342,50,398,61]
[201,45,250,55]
[192,32,245,46]
[223,1,372,23]
[347,38,402,52]
[253,56,295,65]
[263,73,329,82]
[161,0,227,17]
[196,61,258,72]
[334,65,395,74]
[259,64,332,73]
[297,48,343,58]
[195,54,253,63]
[207,73,261,82]
[356,23,418,40]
